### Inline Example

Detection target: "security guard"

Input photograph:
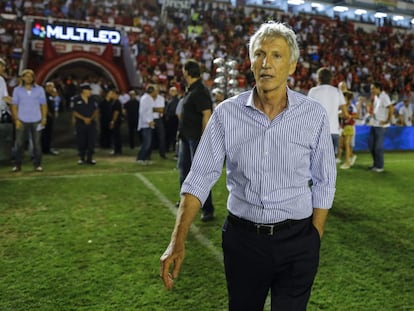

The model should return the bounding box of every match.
[71,83,99,165]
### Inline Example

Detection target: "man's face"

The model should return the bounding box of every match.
[22,73,34,85]
[46,84,54,93]
[251,37,297,93]
[370,85,380,96]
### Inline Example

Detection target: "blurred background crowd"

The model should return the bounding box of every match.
[0,0,412,165]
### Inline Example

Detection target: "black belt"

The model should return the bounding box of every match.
[227,213,307,236]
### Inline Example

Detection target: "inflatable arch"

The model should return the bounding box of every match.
[35,41,128,92]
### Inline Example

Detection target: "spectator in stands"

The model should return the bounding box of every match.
[160,21,336,310]
[124,90,140,149]
[137,84,155,165]
[308,67,347,157]
[41,81,59,155]
[10,69,47,172]
[368,82,393,173]
[71,83,99,165]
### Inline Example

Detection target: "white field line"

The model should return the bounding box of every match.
[1,171,223,265]
[134,173,224,264]
[135,172,270,310]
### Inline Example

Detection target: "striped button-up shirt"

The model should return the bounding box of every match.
[182,87,337,223]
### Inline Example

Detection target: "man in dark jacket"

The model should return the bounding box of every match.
[178,59,215,221]
[124,90,140,149]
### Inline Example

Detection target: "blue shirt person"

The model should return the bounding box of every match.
[10,69,47,172]
[160,21,336,311]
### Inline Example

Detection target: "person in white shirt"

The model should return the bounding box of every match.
[398,97,413,126]
[151,84,167,159]
[368,82,393,172]
[308,67,346,157]
[137,85,156,164]
[0,58,12,122]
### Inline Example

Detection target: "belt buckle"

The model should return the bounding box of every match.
[255,224,275,235]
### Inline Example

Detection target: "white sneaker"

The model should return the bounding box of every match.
[335,158,341,164]
[340,164,351,170]
[137,160,145,165]
[372,167,384,173]
[350,155,357,166]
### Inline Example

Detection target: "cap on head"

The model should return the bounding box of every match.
[212,88,224,95]
[80,83,92,91]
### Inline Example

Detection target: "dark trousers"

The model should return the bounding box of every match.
[137,128,152,161]
[153,118,166,157]
[368,126,386,169]
[178,137,214,214]
[111,125,122,154]
[127,121,138,149]
[331,133,339,156]
[41,116,54,153]
[14,121,42,167]
[165,117,178,152]
[99,123,112,149]
[76,123,96,161]
[222,216,320,311]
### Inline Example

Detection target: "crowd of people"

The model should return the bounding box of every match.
[0,0,414,99]
[0,2,412,308]
[0,0,412,173]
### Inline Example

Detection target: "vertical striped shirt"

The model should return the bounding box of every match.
[182,87,337,223]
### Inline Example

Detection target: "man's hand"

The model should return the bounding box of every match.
[15,119,22,129]
[159,194,201,290]
[312,208,329,238]
[160,242,185,290]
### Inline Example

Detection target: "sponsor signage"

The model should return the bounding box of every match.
[32,23,121,45]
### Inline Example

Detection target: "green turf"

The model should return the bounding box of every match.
[0,149,413,310]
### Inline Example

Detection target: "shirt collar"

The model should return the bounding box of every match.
[245,86,295,110]
[187,78,202,92]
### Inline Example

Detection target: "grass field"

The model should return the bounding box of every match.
[0,147,413,311]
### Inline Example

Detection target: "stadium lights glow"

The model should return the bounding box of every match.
[354,9,367,15]
[393,15,404,21]
[311,2,323,9]
[374,12,387,18]
[287,0,305,5]
[333,6,348,13]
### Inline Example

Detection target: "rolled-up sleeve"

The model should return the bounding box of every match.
[310,114,337,209]
[181,112,226,205]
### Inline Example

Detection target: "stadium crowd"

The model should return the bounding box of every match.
[0,0,412,170]
[0,0,413,99]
